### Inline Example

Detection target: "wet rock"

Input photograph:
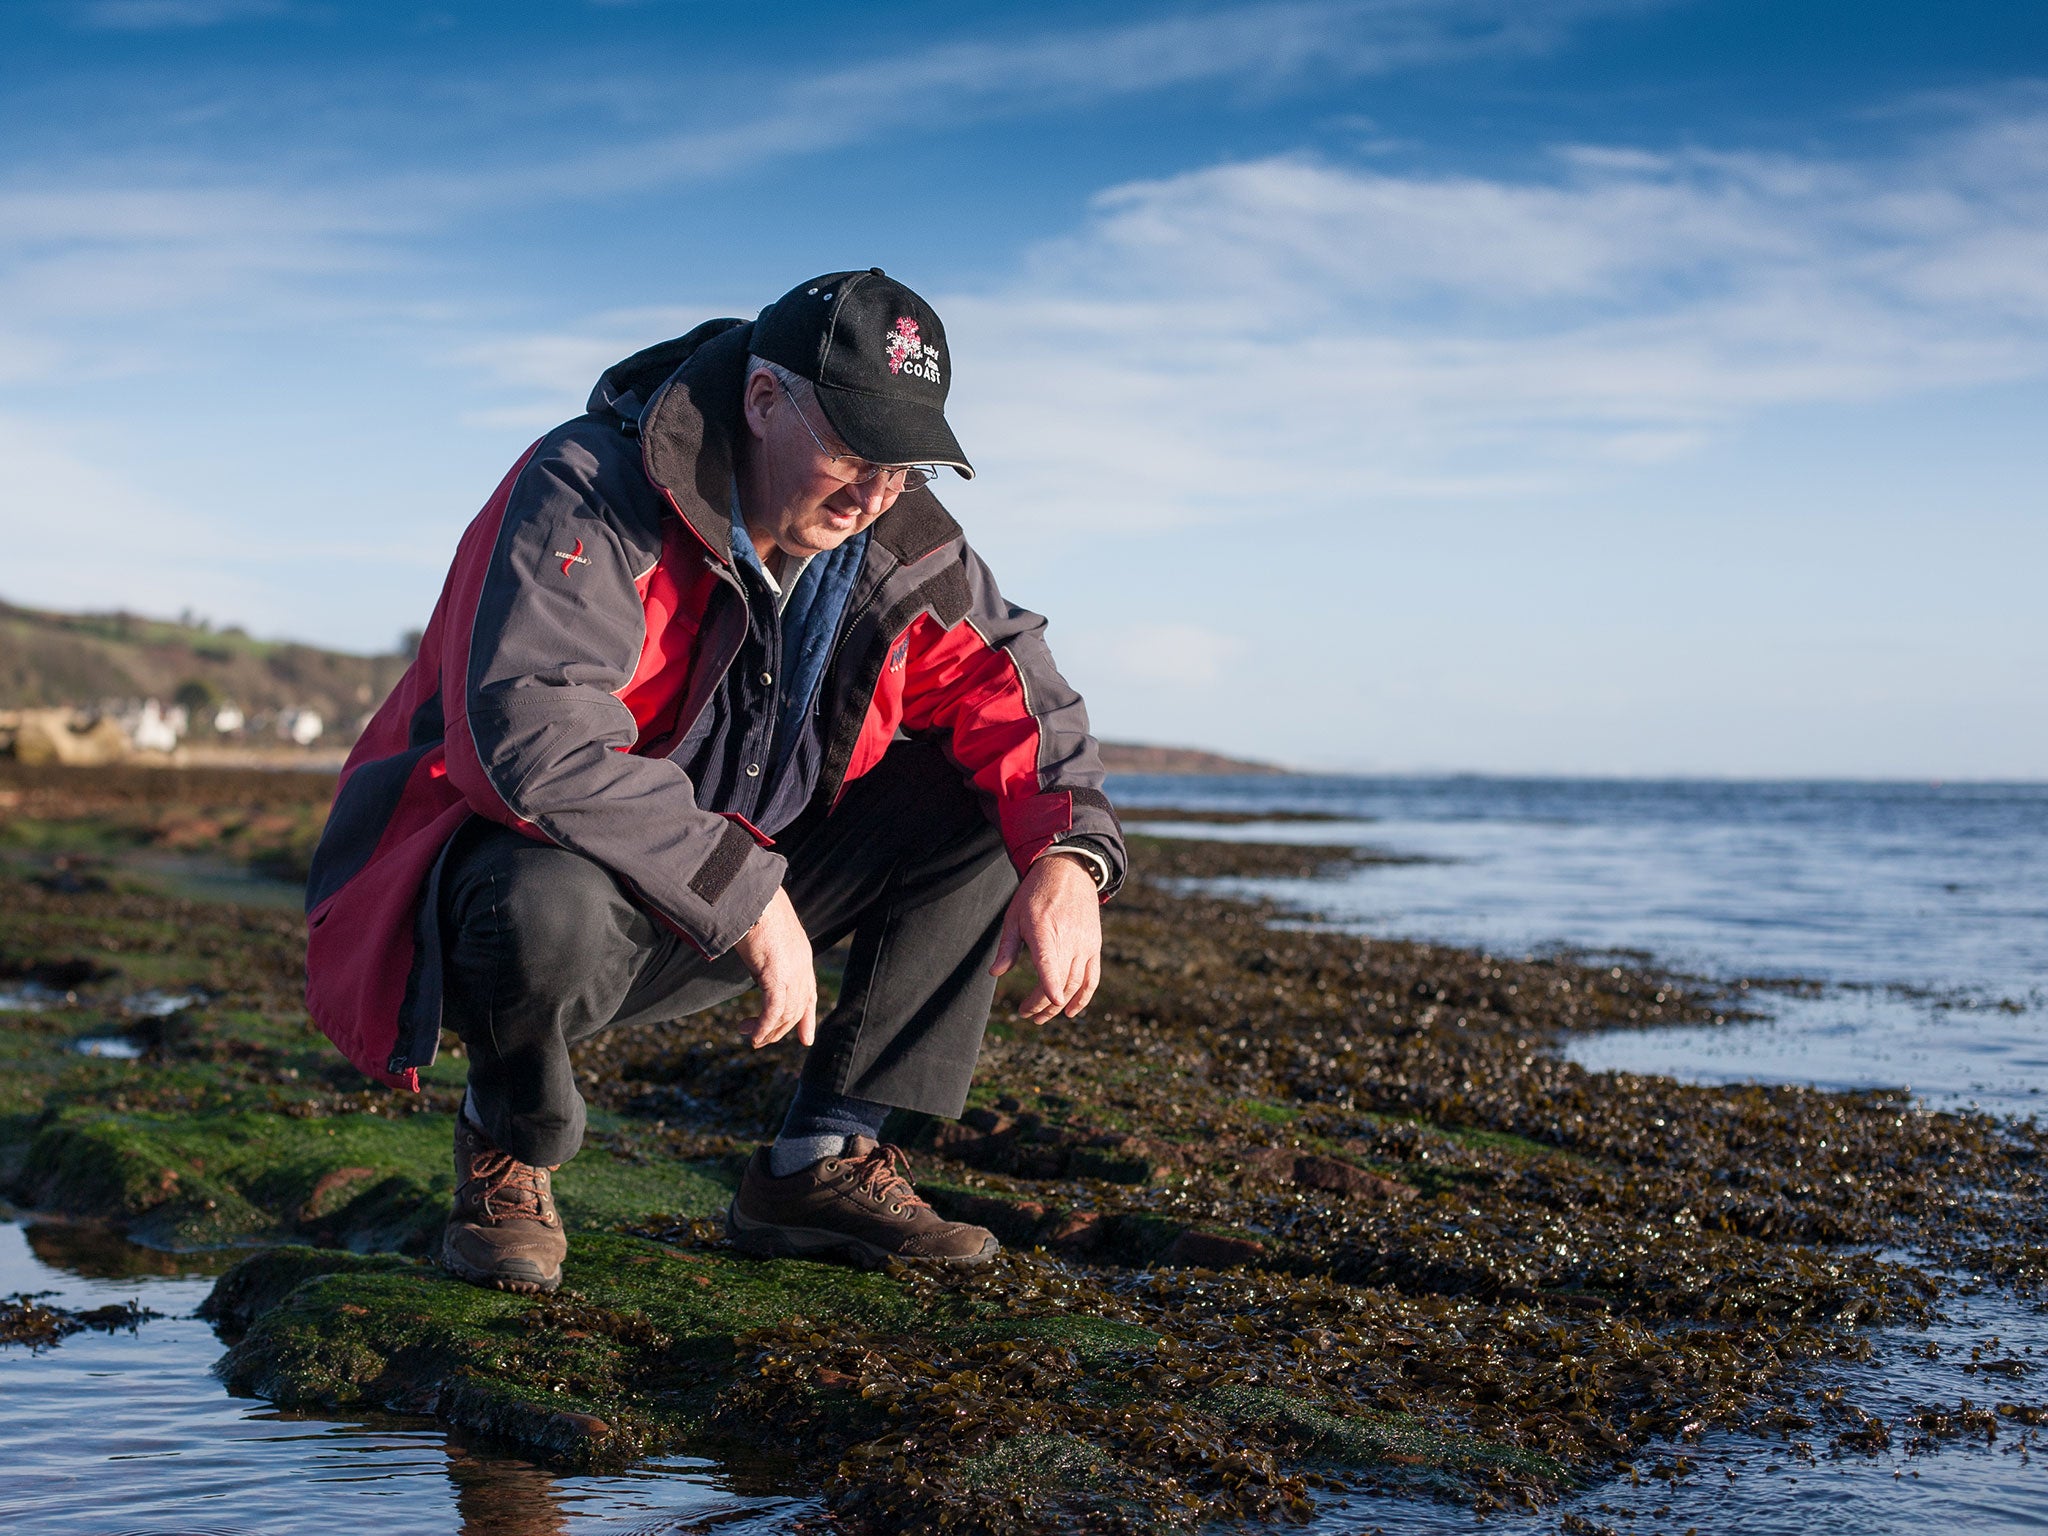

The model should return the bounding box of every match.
[297,1166,379,1223]
[0,954,115,990]
[1226,1145,1301,1181]
[1291,1154,1411,1200]
[1044,1210,1108,1252]
[1162,1229,1267,1269]
[1,1292,158,1348]
[548,1410,612,1442]
[924,1121,990,1158]
[924,1189,1046,1245]
[1067,1145,1158,1184]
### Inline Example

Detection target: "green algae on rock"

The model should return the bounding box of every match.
[6,771,2048,1532]
[208,1234,914,1468]
[17,1107,734,1253]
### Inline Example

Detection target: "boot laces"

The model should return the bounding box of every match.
[846,1144,927,1212]
[464,1147,552,1223]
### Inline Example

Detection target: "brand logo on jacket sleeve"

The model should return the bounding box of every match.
[554,539,590,575]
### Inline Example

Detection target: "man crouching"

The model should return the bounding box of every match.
[303,269,1123,1292]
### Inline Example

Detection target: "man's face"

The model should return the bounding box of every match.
[741,369,903,560]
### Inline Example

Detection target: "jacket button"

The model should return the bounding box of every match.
[745,763,761,777]
[760,671,773,686]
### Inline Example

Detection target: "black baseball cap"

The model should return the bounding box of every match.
[750,268,973,479]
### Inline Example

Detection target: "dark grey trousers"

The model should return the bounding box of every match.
[440,741,1020,1166]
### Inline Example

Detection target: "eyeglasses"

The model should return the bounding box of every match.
[776,377,941,493]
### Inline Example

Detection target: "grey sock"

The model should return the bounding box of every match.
[769,1133,850,1176]
[769,1083,891,1176]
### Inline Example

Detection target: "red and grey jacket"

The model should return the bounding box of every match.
[305,317,1124,1091]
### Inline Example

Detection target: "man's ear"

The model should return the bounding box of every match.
[741,368,779,443]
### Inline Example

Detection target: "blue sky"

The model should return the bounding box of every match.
[2,0,2044,776]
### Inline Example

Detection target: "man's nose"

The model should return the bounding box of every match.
[846,476,898,518]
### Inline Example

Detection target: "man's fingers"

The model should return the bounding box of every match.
[746,977,817,1049]
[990,908,1023,978]
[1014,961,1062,1016]
[1065,954,1101,1017]
[1011,934,1102,1024]
[752,1012,798,1049]
[1000,858,1107,1022]
[1017,965,1068,1022]
[1058,953,1092,1017]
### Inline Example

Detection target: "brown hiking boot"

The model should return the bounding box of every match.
[725,1136,998,1270]
[440,1113,566,1294]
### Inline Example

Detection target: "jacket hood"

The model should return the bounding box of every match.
[585,317,748,422]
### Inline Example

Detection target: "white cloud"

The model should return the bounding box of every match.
[2,0,1648,388]
[498,0,1659,198]
[0,183,411,386]
[427,103,2048,540]
[937,110,2048,531]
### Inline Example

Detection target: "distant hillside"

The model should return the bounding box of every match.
[0,599,408,733]
[1097,742,1288,776]
[0,599,1287,773]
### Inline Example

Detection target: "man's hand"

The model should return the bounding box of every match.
[733,887,817,1050]
[990,854,1103,1025]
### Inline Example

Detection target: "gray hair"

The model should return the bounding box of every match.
[747,354,810,400]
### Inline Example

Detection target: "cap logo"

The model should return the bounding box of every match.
[884,316,942,384]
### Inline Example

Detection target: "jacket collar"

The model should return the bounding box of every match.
[636,319,964,568]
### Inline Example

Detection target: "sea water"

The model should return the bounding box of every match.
[1110,775,2048,1115]
[0,1220,815,1534]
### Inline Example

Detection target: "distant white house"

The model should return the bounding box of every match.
[278,708,324,746]
[127,699,180,753]
[213,703,245,733]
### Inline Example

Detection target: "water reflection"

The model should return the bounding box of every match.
[25,1217,243,1279]
[0,1221,815,1535]
[444,1438,574,1536]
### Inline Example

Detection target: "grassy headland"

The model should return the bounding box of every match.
[1,761,2044,1532]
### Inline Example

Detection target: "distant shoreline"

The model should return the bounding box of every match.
[1097,741,1289,776]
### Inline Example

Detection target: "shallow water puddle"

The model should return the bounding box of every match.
[1566,985,2048,1118]
[0,982,74,1012]
[0,1221,816,1535]
[1299,1282,2048,1535]
[70,1036,144,1059]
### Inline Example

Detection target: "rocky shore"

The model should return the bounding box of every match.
[2,761,2045,1533]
